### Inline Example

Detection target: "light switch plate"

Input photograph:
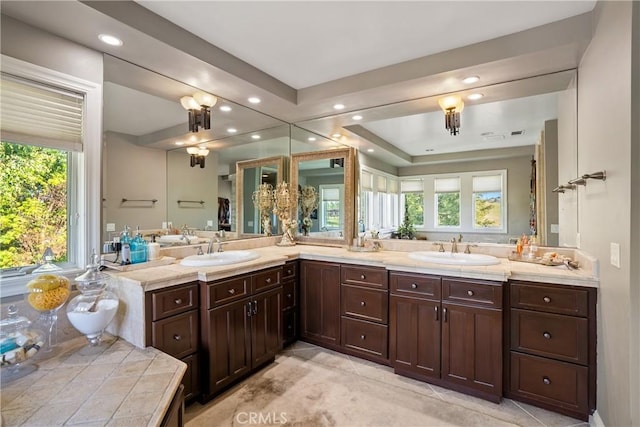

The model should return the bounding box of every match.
[576,232,581,248]
[162,222,167,229]
[248,221,254,227]
[106,223,115,232]
[207,220,214,227]
[550,224,559,233]
[610,242,621,268]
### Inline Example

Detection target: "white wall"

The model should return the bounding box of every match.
[104,132,167,235]
[577,2,638,425]
[557,77,578,247]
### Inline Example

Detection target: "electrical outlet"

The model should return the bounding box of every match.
[550,224,559,233]
[106,223,116,232]
[610,243,621,268]
[162,222,167,229]
[207,220,214,227]
[248,221,254,227]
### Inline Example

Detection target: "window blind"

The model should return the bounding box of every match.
[472,175,502,192]
[376,175,387,193]
[322,188,340,201]
[361,170,373,191]
[401,179,423,192]
[434,177,460,192]
[1,72,84,152]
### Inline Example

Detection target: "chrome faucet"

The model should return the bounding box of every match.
[207,237,218,254]
[450,237,458,254]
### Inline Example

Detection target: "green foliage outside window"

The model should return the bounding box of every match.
[0,142,68,268]
[437,192,460,226]
[474,192,502,228]
[403,192,424,225]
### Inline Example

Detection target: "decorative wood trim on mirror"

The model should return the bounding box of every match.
[291,147,356,247]
[236,155,287,237]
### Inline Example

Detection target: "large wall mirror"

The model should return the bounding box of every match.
[295,70,578,247]
[290,146,356,247]
[102,55,288,242]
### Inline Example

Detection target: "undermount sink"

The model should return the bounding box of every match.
[408,251,500,266]
[180,250,260,267]
[158,235,207,245]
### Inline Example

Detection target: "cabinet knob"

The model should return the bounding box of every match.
[411,283,418,289]
[360,334,366,340]
[287,293,292,299]
[287,269,292,275]
[543,332,552,339]
[228,288,236,295]
[265,277,272,284]
[467,290,474,296]
[174,298,182,305]
[173,334,181,341]
[542,377,551,385]
[360,274,366,280]
[360,301,366,307]
[287,325,293,330]
[543,296,551,303]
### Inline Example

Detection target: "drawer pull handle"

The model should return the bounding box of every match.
[228,289,236,295]
[360,301,366,307]
[265,277,272,284]
[434,305,439,321]
[174,298,182,305]
[360,274,366,280]
[543,296,551,303]
[543,332,552,339]
[467,290,474,296]
[411,283,418,289]
[542,377,551,385]
[173,334,181,341]
[443,307,448,322]
[360,334,366,340]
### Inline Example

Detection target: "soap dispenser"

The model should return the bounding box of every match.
[120,226,131,265]
[130,226,148,264]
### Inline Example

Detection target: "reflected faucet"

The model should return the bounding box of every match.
[207,237,219,254]
[450,237,458,254]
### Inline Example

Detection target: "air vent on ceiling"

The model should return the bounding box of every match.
[511,130,525,136]
[483,134,505,142]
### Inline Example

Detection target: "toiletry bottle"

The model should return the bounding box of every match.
[130,226,148,264]
[120,226,131,265]
[148,235,160,261]
[528,236,538,259]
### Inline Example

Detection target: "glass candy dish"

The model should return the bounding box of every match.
[67,251,119,346]
[1,305,45,384]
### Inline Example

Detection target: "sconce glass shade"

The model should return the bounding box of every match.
[193,92,217,108]
[197,148,209,157]
[438,95,464,112]
[186,146,199,155]
[180,96,200,110]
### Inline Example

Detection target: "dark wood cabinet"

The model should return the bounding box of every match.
[281,261,298,347]
[160,384,184,427]
[146,282,200,402]
[201,266,283,400]
[506,281,596,421]
[390,273,503,402]
[300,260,341,347]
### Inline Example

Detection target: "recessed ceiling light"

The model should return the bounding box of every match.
[307,137,317,142]
[251,134,261,140]
[467,93,484,100]
[462,76,479,84]
[227,128,237,133]
[98,34,123,46]
[248,97,261,104]
[352,115,363,121]
[333,104,345,110]
[332,133,341,138]
[367,148,374,153]
[174,141,184,146]
[219,105,232,112]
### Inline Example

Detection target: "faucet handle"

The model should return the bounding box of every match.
[464,244,478,254]
[432,242,445,252]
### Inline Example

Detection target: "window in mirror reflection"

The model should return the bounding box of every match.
[472,174,504,229]
[319,185,343,231]
[400,179,425,228]
[361,167,400,232]
[435,177,461,228]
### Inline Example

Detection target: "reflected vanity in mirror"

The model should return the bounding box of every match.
[236,155,287,237]
[290,147,356,247]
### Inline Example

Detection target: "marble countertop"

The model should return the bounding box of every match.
[111,243,599,290]
[0,335,186,427]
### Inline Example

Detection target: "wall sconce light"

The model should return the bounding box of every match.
[187,146,209,168]
[180,92,217,132]
[438,95,465,136]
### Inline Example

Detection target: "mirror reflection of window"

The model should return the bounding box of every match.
[434,177,461,228]
[472,174,504,229]
[319,184,343,232]
[400,179,425,228]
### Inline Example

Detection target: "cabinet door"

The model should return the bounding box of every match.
[442,303,502,398]
[300,261,341,345]
[251,287,282,367]
[205,298,252,394]
[390,295,440,380]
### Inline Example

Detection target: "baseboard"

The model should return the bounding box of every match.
[590,410,605,427]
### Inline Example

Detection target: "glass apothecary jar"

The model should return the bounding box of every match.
[0,305,44,384]
[67,251,119,346]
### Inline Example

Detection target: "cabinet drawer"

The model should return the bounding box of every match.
[282,262,297,280]
[152,310,198,359]
[510,282,589,317]
[206,277,249,309]
[252,267,282,294]
[341,317,388,359]
[341,285,388,324]
[341,265,388,289]
[390,272,441,300]
[151,283,198,321]
[282,280,297,310]
[511,309,588,365]
[442,278,502,309]
[510,352,588,415]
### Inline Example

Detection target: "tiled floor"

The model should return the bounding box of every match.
[185,341,589,427]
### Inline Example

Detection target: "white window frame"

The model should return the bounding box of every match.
[360,166,401,231]
[403,169,507,234]
[1,55,102,297]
